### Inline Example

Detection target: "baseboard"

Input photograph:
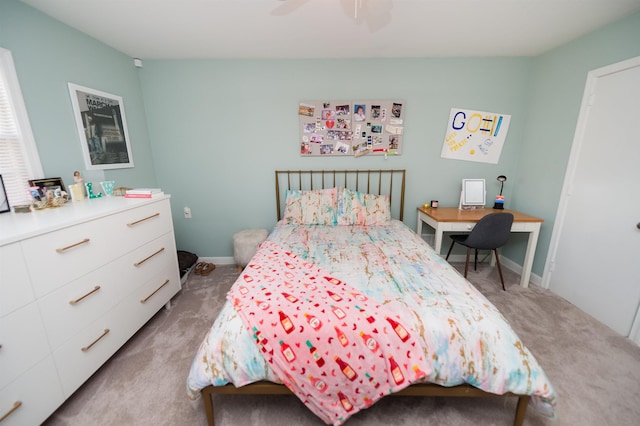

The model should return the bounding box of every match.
[443,254,542,286]
[499,255,543,286]
[197,256,235,265]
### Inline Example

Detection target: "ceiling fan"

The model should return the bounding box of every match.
[273,0,393,32]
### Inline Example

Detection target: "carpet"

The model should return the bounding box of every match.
[44,262,640,426]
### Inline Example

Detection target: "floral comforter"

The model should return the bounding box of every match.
[187,220,556,419]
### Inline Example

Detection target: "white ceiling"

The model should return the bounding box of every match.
[20,0,640,59]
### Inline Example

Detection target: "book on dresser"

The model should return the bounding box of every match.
[124,191,164,199]
[124,188,163,198]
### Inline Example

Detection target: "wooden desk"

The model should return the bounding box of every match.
[416,207,543,288]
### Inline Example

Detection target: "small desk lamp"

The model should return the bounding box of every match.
[493,175,507,209]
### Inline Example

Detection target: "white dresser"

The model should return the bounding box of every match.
[0,195,181,425]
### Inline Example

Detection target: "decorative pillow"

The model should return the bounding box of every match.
[336,188,363,225]
[283,188,337,225]
[337,188,391,225]
[361,192,391,225]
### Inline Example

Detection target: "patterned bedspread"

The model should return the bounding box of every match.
[187,220,556,418]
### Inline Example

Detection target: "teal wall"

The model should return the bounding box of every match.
[501,11,640,272]
[138,58,531,257]
[0,0,157,188]
[2,0,639,278]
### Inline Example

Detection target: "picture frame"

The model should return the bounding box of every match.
[0,174,9,213]
[68,83,134,170]
[28,177,66,197]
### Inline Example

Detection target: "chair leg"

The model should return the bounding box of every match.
[464,248,471,278]
[474,249,478,271]
[445,240,455,260]
[494,249,506,291]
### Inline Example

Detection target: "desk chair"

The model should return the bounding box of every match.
[445,212,514,290]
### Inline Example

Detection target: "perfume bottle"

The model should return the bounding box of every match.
[278,310,294,334]
[413,365,427,380]
[338,391,354,412]
[306,340,325,367]
[280,340,296,362]
[365,372,380,388]
[331,305,346,319]
[304,313,322,330]
[255,299,270,310]
[334,325,349,347]
[388,355,405,385]
[308,374,328,393]
[355,305,375,323]
[385,316,410,342]
[281,292,298,303]
[359,331,379,352]
[303,282,317,290]
[324,276,342,285]
[327,290,342,301]
[335,356,358,381]
[350,291,368,301]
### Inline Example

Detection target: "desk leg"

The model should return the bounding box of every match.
[434,229,444,254]
[519,225,541,288]
[416,215,423,236]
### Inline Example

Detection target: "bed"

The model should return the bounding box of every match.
[187,169,556,426]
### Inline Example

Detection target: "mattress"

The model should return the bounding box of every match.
[187,219,556,418]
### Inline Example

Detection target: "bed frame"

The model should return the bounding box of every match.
[275,169,406,221]
[199,169,531,426]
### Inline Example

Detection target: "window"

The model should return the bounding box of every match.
[0,47,43,207]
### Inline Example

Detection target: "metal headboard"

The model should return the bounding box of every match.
[275,169,406,221]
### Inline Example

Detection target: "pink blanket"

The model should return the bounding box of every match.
[228,241,430,425]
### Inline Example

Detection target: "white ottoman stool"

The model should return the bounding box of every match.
[233,229,269,272]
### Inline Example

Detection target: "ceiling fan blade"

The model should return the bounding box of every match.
[271,0,311,16]
[364,0,393,32]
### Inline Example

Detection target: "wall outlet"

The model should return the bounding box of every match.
[183,207,192,219]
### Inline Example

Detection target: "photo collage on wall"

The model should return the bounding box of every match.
[299,100,405,156]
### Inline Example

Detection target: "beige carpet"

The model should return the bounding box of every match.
[44,262,640,426]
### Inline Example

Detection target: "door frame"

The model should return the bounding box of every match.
[541,56,640,343]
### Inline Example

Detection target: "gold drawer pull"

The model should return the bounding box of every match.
[81,329,110,352]
[56,238,90,253]
[69,285,101,305]
[127,212,160,227]
[134,247,165,267]
[140,279,170,303]
[0,401,22,422]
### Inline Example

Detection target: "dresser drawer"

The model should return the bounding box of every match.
[0,356,64,426]
[38,231,178,350]
[52,309,128,397]
[23,199,173,298]
[0,243,34,316]
[0,303,50,390]
[106,198,173,254]
[51,275,179,397]
[130,265,181,324]
[52,232,179,397]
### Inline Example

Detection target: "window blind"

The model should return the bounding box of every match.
[0,48,42,207]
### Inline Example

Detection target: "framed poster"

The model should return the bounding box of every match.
[0,174,9,213]
[299,100,404,156]
[68,83,134,170]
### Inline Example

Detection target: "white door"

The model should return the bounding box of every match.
[544,57,640,343]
